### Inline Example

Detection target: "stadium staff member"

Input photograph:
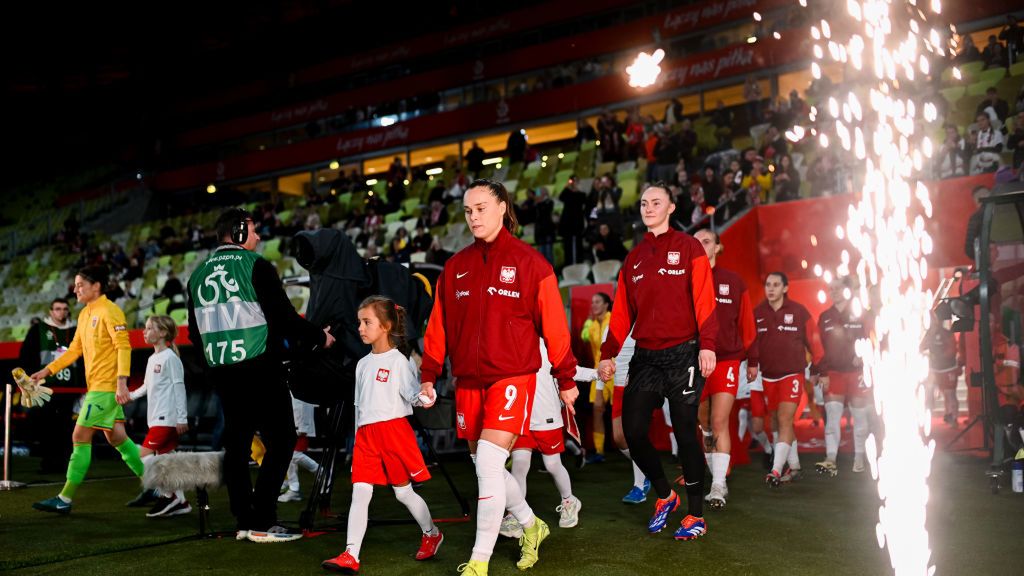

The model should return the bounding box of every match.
[19,297,83,473]
[188,208,334,543]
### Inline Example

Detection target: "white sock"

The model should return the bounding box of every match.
[503,467,535,528]
[772,442,791,473]
[394,484,435,534]
[471,440,509,562]
[738,408,749,440]
[621,449,646,488]
[346,482,373,561]
[297,452,319,473]
[788,440,800,470]
[702,430,713,466]
[174,489,185,502]
[851,406,870,460]
[754,431,772,453]
[510,450,531,499]
[285,454,300,492]
[824,401,843,461]
[542,453,573,500]
[710,452,730,486]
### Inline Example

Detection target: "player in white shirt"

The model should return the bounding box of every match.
[611,334,651,504]
[500,340,592,538]
[278,394,321,502]
[322,296,442,575]
[127,315,190,518]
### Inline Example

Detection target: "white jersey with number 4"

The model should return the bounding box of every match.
[291,395,317,437]
[531,340,596,431]
[354,348,421,428]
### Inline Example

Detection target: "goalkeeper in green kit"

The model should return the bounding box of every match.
[26,265,143,514]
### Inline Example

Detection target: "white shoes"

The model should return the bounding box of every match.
[277,489,303,503]
[556,496,582,528]
[706,483,728,510]
[500,513,524,538]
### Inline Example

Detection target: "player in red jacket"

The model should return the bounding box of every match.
[694,229,755,509]
[420,179,578,576]
[748,272,824,487]
[598,183,718,541]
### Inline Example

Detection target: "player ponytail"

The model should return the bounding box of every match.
[468,178,519,235]
[358,295,410,356]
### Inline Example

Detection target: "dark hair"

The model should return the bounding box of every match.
[359,295,409,355]
[467,178,519,234]
[51,297,69,309]
[77,265,109,290]
[766,271,789,286]
[594,292,612,311]
[215,208,253,242]
[642,181,675,203]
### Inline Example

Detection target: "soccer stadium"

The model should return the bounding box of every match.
[2,1,1024,574]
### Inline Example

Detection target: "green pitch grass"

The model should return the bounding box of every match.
[1,450,1022,575]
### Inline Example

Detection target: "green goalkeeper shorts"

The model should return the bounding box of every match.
[77,391,125,430]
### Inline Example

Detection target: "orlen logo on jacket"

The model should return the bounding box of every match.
[667,251,680,265]
[487,286,520,298]
[500,266,517,283]
[376,368,390,382]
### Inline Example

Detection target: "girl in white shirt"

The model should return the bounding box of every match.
[321,296,442,574]
[129,315,189,518]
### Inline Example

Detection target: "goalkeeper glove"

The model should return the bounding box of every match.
[12,367,53,408]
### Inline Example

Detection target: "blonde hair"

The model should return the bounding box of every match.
[146,315,180,355]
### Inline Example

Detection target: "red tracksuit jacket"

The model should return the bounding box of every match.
[712,266,756,362]
[420,227,577,390]
[748,297,824,379]
[817,304,868,374]
[601,228,718,359]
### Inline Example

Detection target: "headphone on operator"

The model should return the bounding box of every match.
[232,218,249,245]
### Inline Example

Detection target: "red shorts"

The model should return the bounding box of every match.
[352,418,431,486]
[294,435,309,452]
[512,427,565,455]
[701,359,742,402]
[611,386,625,419]
[827,371,868,398]
[763,373,805,412]
[749,390,767,419]
[932,369,959,391]
[455,374,536,441]
[141,426,179,454]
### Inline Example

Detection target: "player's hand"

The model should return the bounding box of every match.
[176,423,189,435]
[818,375,829,393]
[597,359,615,382]
[322,327,336,349]
[29,367,51,383]
[559,387,579,416]
[747,365,759,381]
[419,382,436,409]
[698,349,716,378]
[116,377,131,405]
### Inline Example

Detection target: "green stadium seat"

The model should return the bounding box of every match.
[169,308,188,326]
[966,80,998,97]
[595,161,615,177]
[183,251,197,264]
[158,255,172,269]
[153,298,170,316]
[11,324,31,341]
[560,151,578,166]
[553,170,574,193]
[619,179,639,211]
[1012,60,1024,77]
[384,211,403,224]
[617,168,639,182]
[580,140,597,151]
[401,198,420,216]
[261,237,283,261]
[940,86,966,106]
[958,60,985,81]
[277,210,293,225]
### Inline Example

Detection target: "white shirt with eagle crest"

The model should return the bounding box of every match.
[354,348,421,428]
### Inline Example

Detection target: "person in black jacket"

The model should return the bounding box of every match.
[18,298,83,473]
[187,209,335,543]
[558,178,589,265]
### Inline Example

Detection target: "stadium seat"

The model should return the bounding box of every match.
[169,308,188,326]
[616,161,636,173]
[153,298,170,316]
[10,324,29,342]
[595,161,615,177]
[966,80,998,97]
[580,140,597,151]
[384,211,403,224]
[560,151,578,166]
[619,179,639,211]
[617,168,639,182]
[553,170,574,192]
[958,60,985,81]
[504,179,519,194]
[977,67,1006,86]
[261,237,283,261]
[1012,60,1024,77]
[559,263,591,287]
[591,259,622,284]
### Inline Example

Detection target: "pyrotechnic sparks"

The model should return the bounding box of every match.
[800,1,953,574]
[626,48,665,88]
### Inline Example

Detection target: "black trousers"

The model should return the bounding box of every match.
[212,356,296,531]
[621,341,706,516]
